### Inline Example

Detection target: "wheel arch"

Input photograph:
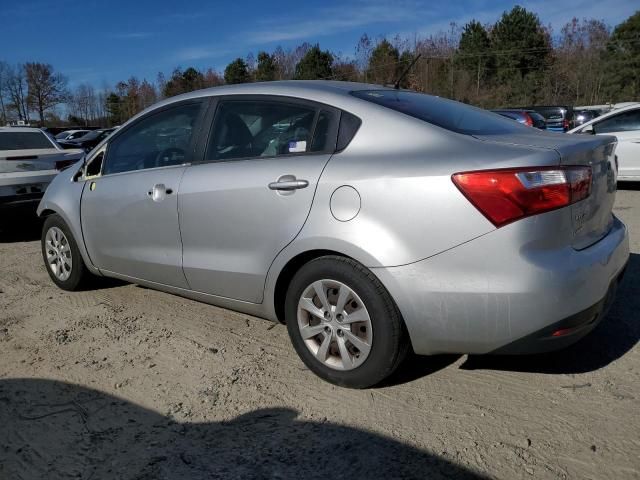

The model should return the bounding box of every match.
[273,249,353,324]
[39,208,57,218]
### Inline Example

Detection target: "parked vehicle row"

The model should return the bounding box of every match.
[0,127,84,211]
[55,129,90,142]
[37,81,629,388]
[57,128,117,152]
[491,109,547,129]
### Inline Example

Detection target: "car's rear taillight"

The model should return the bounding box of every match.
[55,159,77,171]
[452,166,592,227]
[563,119,570,131]
[523,112,534,127]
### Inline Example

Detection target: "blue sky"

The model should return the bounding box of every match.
[1,0,637,89]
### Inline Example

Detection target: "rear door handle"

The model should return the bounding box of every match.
[268,175,309,192]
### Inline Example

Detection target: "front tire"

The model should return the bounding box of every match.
[41,214,91,291]
[285,256,408,388]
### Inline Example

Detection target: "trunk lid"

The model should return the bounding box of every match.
[474,131,618,249]
[0,148,84,174]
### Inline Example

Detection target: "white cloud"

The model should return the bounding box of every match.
[109,32,153,40]
[244,0,428,44]
[172,46,231,62]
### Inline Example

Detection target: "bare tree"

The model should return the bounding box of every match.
[0,61,9,124]
[4,64,29,122]
[25,62,68,125]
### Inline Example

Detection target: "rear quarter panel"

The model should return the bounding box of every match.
[288,111,564,268]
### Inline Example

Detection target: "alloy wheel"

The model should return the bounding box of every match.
[297,279,373,371]
[45,226,73,282]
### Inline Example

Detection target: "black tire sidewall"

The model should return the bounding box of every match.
[41,214,87,291]
[285,256,405,388]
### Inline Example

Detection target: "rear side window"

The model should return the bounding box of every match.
[595,109,640,134]
[0,131,53,150]
[336,111,361,150]
[352,90,521,135]
[310,110,337,152]
[206,101,330,161]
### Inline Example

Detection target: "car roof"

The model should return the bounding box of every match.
[151,80,390,110]
[119,80,396,132]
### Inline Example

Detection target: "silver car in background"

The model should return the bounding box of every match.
[1,127,84,211]
[37,81,629,388]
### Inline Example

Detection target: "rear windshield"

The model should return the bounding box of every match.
[352,90,522,135]
[0,131,53,150]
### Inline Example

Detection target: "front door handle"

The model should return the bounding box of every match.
[268,175,309,193]
[147,183,173,202]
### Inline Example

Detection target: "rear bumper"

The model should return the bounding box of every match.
[489,263,626,354]
[374,214,630,355]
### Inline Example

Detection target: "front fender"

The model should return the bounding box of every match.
[37,165,101,275]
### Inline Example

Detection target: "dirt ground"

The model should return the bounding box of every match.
[0,186,639,480]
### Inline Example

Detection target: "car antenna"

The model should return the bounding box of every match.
[393,53,421,90]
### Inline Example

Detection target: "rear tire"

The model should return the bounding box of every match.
[41,214,91,291]
[285,256,409,388]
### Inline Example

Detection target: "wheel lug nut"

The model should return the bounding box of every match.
[336,314,343,322]
[337,329,343,337]
[324,326,331,334]
[323,311,330,319]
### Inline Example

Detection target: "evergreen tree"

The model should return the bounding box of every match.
[224,58,251,84]
[366,39,400,84]
[491,6,551,103]
[255,52,277,82]
[603,11,640,101]
[457,20,494,94]
[294,45,333,80]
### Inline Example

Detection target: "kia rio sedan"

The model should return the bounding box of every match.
[38,81,629,388]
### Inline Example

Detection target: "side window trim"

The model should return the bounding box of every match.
[195,94,340,165]
[100,98,206,177]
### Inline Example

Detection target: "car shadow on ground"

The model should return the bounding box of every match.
[618,181,640,191]
[460,252,639,375]
[0,378,485,480]
[0,212,42,243]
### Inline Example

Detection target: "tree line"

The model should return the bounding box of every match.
[1,6,638,128]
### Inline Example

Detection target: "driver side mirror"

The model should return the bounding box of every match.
[579,125,595,135]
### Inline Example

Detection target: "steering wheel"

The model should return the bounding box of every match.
[153,147,185,168]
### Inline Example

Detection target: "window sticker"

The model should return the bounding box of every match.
[288,140,307,153]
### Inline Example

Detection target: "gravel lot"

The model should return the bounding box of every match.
[1,185,638,479]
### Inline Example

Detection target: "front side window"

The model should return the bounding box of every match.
[103,102,201,175]
[0,131,54,150]
[206,100,325,161]
[594,109,640,134]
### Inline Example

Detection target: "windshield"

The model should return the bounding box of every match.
[352,90,523,135]
[55,131,71,139]
[0,131,54,150]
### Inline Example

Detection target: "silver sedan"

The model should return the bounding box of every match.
[37,81,629,388]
